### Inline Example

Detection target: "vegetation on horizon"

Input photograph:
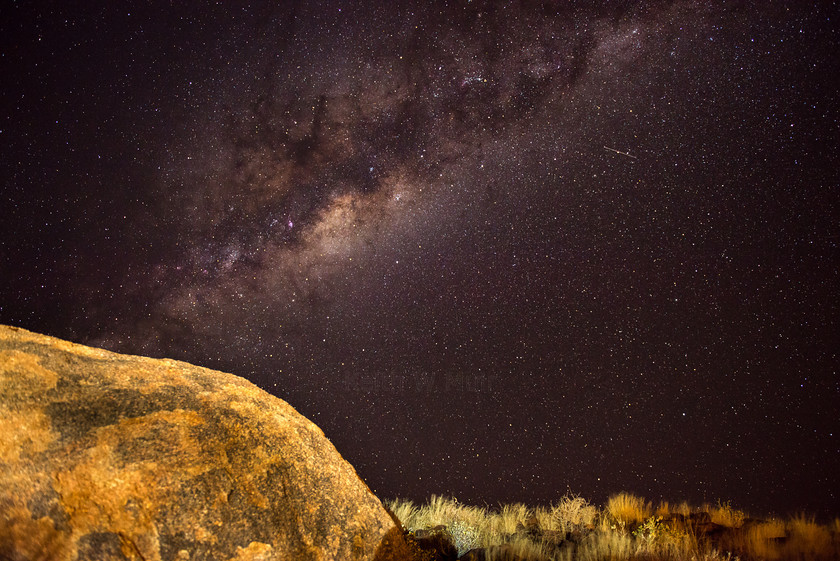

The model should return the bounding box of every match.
[385,492,840,561]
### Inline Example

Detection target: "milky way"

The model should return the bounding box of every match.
[3,1,838,516]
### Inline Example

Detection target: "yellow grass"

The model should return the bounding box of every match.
[385,494,839,561]
[786,514,833,559]
[490,502,531,535]
[580,529,635,560]
[386,497,419,530]
[505,536,556,561]
[708,500,746,527]
[606,492,652,525]
[534,505,555,532]
[738,519,787,560]
[655,500,692,517]
[674,501,693,516]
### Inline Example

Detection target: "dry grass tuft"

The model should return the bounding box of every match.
[785,513,834,560]
[674,501,693,516]
[386,494,838,561]
[575,529,635,560]
[656,500,692,517]
[533,505,554,533]
[505,536,556,561]
[484,502,529,536]
[723,514,840,561]
[738,519,786,560]
[606,492,652,525]
[655,501,671,517]
[708,500,746,527]
[385,497,419,530]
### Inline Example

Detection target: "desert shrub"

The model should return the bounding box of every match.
[551,493,597,532]
[631,516,663,543]
[447,519,485,556]
[631,515,704,559]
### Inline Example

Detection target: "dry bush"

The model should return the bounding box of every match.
[551,493,597,532]
[447,519,486,557]
[632,515,713,560]
[450,504,492,554]
[606,492,652,526]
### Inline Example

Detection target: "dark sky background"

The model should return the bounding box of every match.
[2,1,839,519]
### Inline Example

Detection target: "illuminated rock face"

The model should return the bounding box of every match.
[0,325,403,561]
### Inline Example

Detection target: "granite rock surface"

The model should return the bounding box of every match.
[0,325,406,561]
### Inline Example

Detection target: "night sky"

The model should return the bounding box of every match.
[2,2,839,519]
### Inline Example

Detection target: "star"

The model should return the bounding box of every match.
[2,0,838,519]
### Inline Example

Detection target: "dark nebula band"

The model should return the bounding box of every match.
[2,1,838,517]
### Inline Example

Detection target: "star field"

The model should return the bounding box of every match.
[2,2,838,518]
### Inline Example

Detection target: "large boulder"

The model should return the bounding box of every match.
[0,325,408,561]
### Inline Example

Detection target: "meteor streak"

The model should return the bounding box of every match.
[604,146,638,159]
